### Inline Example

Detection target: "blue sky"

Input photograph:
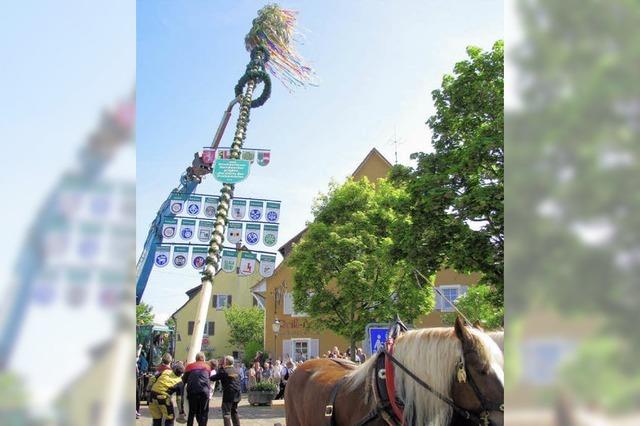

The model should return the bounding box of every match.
[137,0,503,321]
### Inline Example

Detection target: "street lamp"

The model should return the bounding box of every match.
[272,318,281,361]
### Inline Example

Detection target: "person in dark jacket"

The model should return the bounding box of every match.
[183,352,211,426]
[210,355,242,426]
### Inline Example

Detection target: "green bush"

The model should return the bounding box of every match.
[249,381,278,393]
[243,340,263,366]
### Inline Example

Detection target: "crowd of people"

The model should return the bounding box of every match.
[323,346,367,363]
[136,351,242,426]
[136,350,307,425]
[135,346,366,425]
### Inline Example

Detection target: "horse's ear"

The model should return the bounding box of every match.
[472,320,484,332]
[454,316,473,346]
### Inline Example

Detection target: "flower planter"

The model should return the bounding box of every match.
[247,390,277,406]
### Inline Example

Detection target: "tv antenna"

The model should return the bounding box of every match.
[388,127,404,165]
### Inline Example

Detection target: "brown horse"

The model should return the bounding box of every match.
[285,317,504,426]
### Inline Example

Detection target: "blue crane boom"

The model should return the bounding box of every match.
[136,96,241,304]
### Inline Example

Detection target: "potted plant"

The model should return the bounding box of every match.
[247,381,278,406]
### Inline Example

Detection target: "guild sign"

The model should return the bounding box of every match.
[205,206,216,216]
[181,228,193,239]
[266,211,278,222]
[163,227,175,238]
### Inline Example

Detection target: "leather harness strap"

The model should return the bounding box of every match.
[325,377,345,426]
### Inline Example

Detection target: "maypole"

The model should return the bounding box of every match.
[186,4,315,363]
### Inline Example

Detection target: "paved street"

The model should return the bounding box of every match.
[137,394,286,426]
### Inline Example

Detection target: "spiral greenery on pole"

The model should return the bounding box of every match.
[202,3,315,284]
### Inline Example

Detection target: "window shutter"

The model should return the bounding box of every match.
[282,339,292,361]
[284,293,292,315]
[227,295,232,307]
[208,321,215,336]
[309,339,319,359]
[188,321,194,336]
[212,294,217,308]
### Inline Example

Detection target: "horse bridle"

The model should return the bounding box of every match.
[379,344,504,426]
[460,350,504,425]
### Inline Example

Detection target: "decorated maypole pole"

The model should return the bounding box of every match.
[186,4,315,363]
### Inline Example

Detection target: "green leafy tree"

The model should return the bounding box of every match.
[442,285,503,329]
[391,40,504,305]
[136,302,155,325]
[288,178,434,359]
[223,306,264,352]
[165,316,176,329]
[243,340,264,367]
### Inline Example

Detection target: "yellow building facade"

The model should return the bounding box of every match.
[171,250,262,362]
[255,148,482,361]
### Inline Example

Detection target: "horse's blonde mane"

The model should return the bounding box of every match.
[487,330,504,352]
[346,326,503,426]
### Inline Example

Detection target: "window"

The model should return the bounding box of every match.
[213,294,232,310]
[436,285,467,312]
[204,321,215,336]
[283,292,307,317]
[216,295,226,310]
[189,321,214,336]
[293,339,309,362]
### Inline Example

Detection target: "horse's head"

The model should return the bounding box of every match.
[452,317,504,426]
